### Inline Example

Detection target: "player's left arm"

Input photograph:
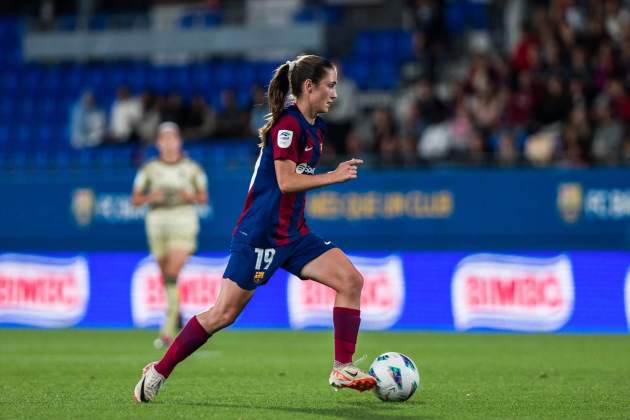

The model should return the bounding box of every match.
[275,158,363,194]
[180,164,209,204]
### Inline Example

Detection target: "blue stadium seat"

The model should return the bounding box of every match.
[179,13,196,29]
[89,14,109,31]
[237,63,256,87]
[57,15,77,31]
[446,2,466,35]
[353,32,374,58]
[216,62,238,88]
[371,61,398,90]
[344,58,370,89]
[397,30,415,61]
[373,31,397,58]
[256,62,279,86]
[203,11,223,27]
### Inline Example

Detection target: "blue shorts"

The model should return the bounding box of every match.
[223,232,336,290]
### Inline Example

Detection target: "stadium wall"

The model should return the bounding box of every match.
[1,167,630,251]
[2,167,630,331]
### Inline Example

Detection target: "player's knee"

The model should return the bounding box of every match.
[338,269,363,295]
[216,307,239,329]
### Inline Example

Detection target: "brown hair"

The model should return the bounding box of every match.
[258,54,334,146]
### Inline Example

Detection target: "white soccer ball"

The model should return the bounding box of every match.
[368,352,420,402]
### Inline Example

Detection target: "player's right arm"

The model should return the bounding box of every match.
[131,164,165,207]
[275,158,363,194]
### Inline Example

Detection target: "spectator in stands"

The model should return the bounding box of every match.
[622,130,630,163]
[535,74,571,127]
[248,85,268,138]
[370,107,400,166]
[559,125,589,168]
[507,70,537,133]
[407,0,448,80]
[494,129,520,167]
[109,85,142,144]
[592,98,624,165]
[183,94,217,141]
[215,88,249,138]
[564,104,593,162]
[70,90,106,149]
[324,61,359,157]
[448,100,474,161]
[161,92,187,128]
[136,91,162,145]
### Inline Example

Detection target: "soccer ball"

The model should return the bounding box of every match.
[368,352,420,402]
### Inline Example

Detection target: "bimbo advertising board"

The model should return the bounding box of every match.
[1,251,629,332]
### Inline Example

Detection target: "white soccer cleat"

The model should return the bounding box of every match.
[329,363,377,392]
[133,362,165,403]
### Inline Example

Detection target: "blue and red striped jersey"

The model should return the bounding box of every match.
[233,104,326,247]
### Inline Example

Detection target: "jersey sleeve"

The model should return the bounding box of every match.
[132,165,149,191]
[271,114,301,163]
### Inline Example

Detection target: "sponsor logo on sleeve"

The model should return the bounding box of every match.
[287,255,404,330]
[0,254,89,327]
[295,163,315,175]
[452,254,574,332]
[277,130,293,148]
[131,255,228,327]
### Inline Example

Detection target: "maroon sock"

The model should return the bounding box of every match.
[154,316,210,378]
[333,306,361,364]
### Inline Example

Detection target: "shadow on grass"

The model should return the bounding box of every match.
[176,399,437,419]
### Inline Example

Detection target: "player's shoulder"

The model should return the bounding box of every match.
[273,107,302,130]
[138,158,160,171]
[181,156,205,172]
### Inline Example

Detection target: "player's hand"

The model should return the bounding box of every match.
[147,190,165,204]
[331,158,363,183]
[180,190,196,204]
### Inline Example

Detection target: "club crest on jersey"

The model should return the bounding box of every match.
[295,163,315,175]
[253,271,265,284]
[277,130,293,148]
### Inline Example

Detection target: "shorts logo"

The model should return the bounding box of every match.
[253,271,265,284]
[305,145,313,151]
[277,130,293,148]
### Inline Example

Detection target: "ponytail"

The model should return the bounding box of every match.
[258,63,291,146]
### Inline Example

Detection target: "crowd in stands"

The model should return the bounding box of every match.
[69,1,630,169]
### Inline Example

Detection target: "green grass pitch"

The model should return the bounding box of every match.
[0,329,628,419]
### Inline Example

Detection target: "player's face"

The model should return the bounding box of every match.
[310,68,337,114]
[157,129,182,157]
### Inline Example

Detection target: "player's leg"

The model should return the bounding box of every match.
[156,249,189,348]
[298,247,376,391]
[134,278,254,403]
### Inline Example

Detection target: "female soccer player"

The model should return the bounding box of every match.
[134,55,375,403]
[132,122,209,349]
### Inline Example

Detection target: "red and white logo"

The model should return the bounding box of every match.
[452,254,574,331]
[131,255,228,327]
[0,254,89,327]
[287,255,404,330]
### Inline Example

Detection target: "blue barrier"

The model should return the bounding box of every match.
[2,167,630,251]
[0,251,628,332]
